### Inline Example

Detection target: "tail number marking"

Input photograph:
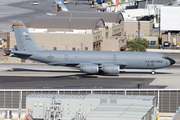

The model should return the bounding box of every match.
[65,54,68,60]
[113,55,116,61]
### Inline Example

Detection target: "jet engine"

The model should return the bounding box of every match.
[81,64,99,74]
[102,65,120,74]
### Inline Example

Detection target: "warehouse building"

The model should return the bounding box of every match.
[54,11,124,23]
[25,16,106,31]
[53,11,153,37]
[53,11,125,36]
[124,21,153,37]
[26,94,157,120]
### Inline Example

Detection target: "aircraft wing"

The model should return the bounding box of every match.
[48,61,127,68]
[12,52,32,58]
[96,61,127,69]
[48,62,80,67]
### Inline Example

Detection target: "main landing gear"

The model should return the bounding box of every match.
[151,70,156,75]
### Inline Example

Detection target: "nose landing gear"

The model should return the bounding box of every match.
[151,70,156,75]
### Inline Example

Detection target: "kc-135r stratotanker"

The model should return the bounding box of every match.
[5,20,175,75]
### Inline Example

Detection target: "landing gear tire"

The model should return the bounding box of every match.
[151,71,155,75]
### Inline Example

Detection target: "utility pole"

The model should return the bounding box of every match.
[158,9,162,45]
[138,21,140,39]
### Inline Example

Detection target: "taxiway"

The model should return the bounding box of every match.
[0,63,179,89]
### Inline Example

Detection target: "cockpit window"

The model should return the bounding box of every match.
[162,56,168,59]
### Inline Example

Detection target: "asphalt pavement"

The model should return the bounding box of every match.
[0,0,97,31]
[0,63,179,89]
[0,76,159,89]
[0,0,180,90]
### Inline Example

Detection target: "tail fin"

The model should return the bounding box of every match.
[12,20,44,51]
[55,0,68,12]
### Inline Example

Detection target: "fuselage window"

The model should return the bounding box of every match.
[72,48,76,51]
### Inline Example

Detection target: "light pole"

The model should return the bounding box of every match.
[138,21,140,40]
[65,45,68,50]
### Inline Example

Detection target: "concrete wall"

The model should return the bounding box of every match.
[10,32,96,51]
[101,40,120,51]
[107,23,124,37]
[101,37,126,51]
[124,21,153,36]
[99,28,109,39]
[105,22,124,37]
[111,24,122,36]
[93,31,102,43]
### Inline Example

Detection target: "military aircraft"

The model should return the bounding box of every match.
[5,20,175,75]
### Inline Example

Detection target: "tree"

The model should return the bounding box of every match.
[127,38,150,52]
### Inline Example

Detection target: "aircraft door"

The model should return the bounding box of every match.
[65,54,68,60]
[113,55,116,61]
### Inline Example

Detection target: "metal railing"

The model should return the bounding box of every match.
[0,89,180,113]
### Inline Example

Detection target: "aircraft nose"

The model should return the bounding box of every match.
[168,57,176,65]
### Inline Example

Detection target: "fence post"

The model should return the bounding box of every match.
[20,90,22,101]
[4,91,5,108]
[91,89,93,94]
[158,89,160,113]
[169,90,170,113]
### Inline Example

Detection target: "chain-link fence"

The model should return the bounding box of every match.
[0,89,179,113]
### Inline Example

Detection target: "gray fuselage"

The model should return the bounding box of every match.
[28,50,172,69]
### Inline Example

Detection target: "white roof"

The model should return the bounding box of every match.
[27,94,155,100]
[87,104,153,119]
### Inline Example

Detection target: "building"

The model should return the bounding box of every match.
[26,94,157,120]
[162,33,180,47]
[54,11,125,36]
[124,21,153,37]
[161,6,180,46]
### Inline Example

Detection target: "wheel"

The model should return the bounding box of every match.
[151,71,155,75]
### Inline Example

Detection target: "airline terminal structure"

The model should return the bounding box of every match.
[5,20,175,75]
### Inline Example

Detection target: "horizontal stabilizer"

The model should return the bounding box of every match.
[7,50,32,59]
[11,48,18,52]
[4,48,18,56]
[13,51,32,57]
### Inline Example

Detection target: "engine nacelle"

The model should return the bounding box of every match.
[81,64,99,74]
[102,65,120,74]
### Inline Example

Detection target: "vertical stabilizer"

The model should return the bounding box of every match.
[55,0,68,12]
[12,20,44,51]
